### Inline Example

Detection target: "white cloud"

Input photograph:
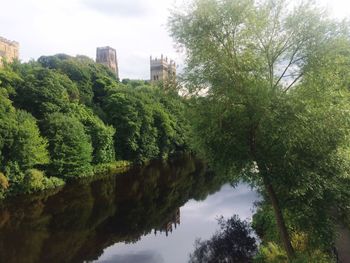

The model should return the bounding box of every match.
[82,0,151,17]
[0,0,349,79]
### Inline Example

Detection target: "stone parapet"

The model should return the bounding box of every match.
[0,36,19,65]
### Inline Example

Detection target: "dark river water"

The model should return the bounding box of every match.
[0,155,258,263]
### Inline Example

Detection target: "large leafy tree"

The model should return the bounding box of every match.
[67,103,116,164]
[169,0,350,258]
[42,113,93,179]
[104,90,159,162]
[103,86,189,162]
[13,65,76,118]
[0,87,50,191]
[38,54,117,106]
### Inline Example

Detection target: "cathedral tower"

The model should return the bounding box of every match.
[96,46,119,79]
[150,54,176,83]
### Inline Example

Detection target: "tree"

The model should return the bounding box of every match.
[169,0,350,259]
[0,88,50,193]
[13,66,75,118]
[0,54,191,196]
[43,113,93,179]
[104,90,159,162]
[38,54,118,106]
[67,103,115,164]
[11,110,50,170]
[103,86,189,162]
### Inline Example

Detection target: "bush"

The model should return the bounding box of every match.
[22,169,64,194]
[254,241,335,263]
[93,161,132,175]
[42,176,65,189]
[0,172,9,199]
[4,161,24,193]
[254,242,288,263]
[24,169,45,191]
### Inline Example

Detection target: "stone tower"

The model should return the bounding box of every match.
[96,46,119,79]
[150,54,176,83]
[0,36,19,66]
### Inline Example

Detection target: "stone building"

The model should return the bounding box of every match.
[0,36,19,66]
[96,46,119,79]
[150,54,176,83]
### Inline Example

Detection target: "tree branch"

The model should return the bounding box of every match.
[284,72,304,92]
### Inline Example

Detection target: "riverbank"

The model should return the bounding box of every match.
[0,160,133,201]
[93,160,132,176]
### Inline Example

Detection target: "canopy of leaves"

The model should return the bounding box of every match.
[67,104,116,164]
[0,54,190,197]
[169,0,350,253]
[0,88,51,194]
[103,86,189,162]
[38,54,117,105]
[42,112,93,179]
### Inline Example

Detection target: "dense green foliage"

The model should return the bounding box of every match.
[0,89,59,194]
[252,202,336,263]
[103,87,188,162]
[0,54,189,197]
[42,113,93,179]
[169,0,350,259]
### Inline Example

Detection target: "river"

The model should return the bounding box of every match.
[0,155,258,263]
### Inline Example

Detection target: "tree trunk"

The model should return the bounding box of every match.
[249,126,294,260]
[262,176,295,260]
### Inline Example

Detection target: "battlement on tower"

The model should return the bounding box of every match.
[150,54,176,82]
[0,37,19,47]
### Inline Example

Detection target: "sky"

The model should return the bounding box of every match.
[1,0,349,80]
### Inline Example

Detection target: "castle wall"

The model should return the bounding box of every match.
[0,37,19,66]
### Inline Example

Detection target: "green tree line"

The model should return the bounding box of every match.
[0,54,189,197]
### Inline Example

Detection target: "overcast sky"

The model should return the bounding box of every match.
[1,0,349,80]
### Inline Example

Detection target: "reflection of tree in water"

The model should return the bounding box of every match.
[0,155,230,263]
[154,208,181,237]
[189,215,257,263]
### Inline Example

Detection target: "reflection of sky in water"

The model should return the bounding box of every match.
[95,184,259,263]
